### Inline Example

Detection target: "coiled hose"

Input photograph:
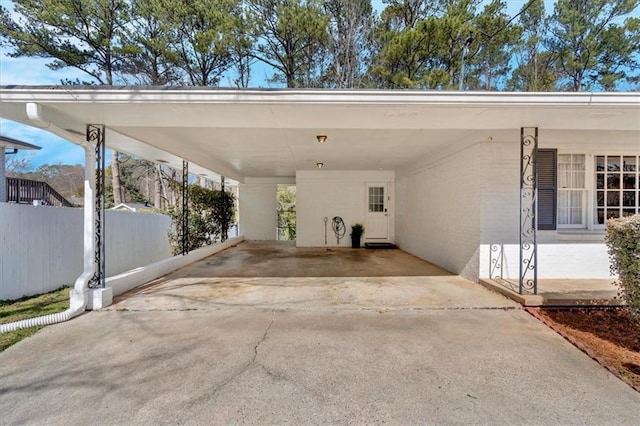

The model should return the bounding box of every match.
[332,216,346,245]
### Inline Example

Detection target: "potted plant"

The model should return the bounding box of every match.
[350,223,365,248]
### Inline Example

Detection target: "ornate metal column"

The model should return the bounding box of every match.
[181,160,189,255]
[221,176,227,242]
[520,127,538,295]
[87,125,106,288]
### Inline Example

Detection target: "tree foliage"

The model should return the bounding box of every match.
[169,184,236,254]
[2,0,639,91]
[1,0,129,84]
[247,0,330,87]
[8,162,85,200]
[323,0,374,88]
[277,185,296,240]
[508,0,559,91]
[549,0,640,91]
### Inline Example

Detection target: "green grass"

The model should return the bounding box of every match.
[0,287,70,352]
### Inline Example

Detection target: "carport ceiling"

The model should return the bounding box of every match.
[1,87,638,182]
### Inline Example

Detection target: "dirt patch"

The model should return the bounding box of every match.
[531,307,640,391]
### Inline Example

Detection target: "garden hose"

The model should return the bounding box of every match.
[331,216,346,245]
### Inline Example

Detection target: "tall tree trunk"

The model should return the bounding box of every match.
[154,165,163,209]
[111,150,123,204]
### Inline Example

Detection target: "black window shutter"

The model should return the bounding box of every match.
[537,149,557,230]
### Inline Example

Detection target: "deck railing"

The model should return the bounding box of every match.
[6,177,74,207]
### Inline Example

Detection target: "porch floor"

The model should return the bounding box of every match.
[479,278,620,307]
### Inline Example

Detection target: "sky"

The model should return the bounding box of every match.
[0,0,632,170]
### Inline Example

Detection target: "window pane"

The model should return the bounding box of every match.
[622,191,636,207]
[558,190,583,225]
[623,174,637,189]
[623,156,637,172]
[369,187,384,212]
[608,156,621,172]
[573,171,585,188]
[570,208,582,224]
[593,156,639,226]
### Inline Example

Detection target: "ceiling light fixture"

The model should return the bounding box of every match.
[316,162,324,169]
[316,135,327,143]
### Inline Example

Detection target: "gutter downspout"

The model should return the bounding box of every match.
[0,103,94,333]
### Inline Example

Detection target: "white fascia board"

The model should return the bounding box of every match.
[1,87,639,107]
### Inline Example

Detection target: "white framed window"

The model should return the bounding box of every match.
[557,154,586,228]
[595,155,639,225]
[368,186,385,212]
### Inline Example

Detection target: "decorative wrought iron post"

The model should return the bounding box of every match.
[221,176,227,242]
[87,124,106,288]
[489,244,504,281]
[520,127,538,295]
[181,160,189,255]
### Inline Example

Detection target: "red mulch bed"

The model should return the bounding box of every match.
[529,307,640,391]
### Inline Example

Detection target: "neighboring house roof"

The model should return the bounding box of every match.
[0,87,638,183]
[0,135,41,150]
[111,202,155,212]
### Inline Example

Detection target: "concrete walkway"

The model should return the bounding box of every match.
[1,242,638,425]
[481,278,621,307]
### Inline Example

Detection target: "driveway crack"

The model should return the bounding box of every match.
[252,313,274,363]
[207,311,275,400]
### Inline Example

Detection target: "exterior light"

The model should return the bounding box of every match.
[316,135,327,143]
[316,162,324,169]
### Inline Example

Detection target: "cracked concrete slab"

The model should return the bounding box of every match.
[2,242,638,424]
[1,309,639,425]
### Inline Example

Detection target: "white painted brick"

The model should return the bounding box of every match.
[396,145,481,282]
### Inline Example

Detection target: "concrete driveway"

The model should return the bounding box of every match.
[1,242,639,425]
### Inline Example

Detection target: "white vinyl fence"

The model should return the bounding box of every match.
[0,203,172,300]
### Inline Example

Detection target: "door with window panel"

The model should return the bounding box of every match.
[365,183,389,240]
[595,155,639,225]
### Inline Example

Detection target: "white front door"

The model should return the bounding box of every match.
[365,183,389,240]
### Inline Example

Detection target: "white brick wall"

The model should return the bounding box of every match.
[395,145,482,282]
[238,183,277,240]
[477,142,612,279]
[297,170,394,247]
[397,141,614,281]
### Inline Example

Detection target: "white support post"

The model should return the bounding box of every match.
[0,149,6,202]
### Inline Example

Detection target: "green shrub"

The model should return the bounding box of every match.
[169,184,236,255]
[606,215,640,323]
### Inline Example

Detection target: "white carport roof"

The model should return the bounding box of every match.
[1,87,638,183]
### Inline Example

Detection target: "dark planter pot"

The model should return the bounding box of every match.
[351,235,362,248]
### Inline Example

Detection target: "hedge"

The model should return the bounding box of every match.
[606,214,640,323]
